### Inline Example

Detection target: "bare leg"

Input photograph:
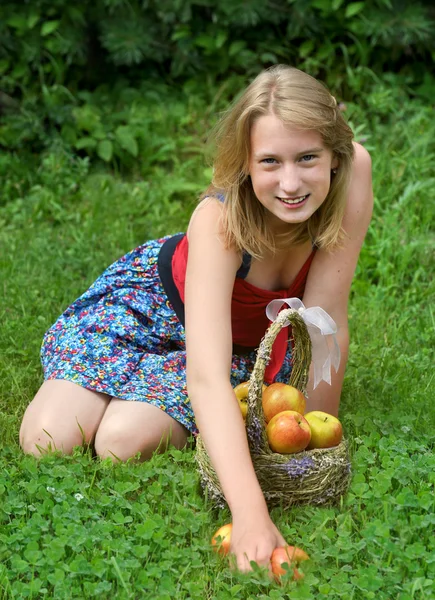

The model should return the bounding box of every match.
[20,380,110,456]
[94,399,190,462]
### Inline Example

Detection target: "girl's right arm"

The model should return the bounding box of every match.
[184,198,286,572]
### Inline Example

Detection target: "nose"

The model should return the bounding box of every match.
[279,163,301,195]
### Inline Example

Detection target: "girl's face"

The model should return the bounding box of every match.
[248,114,338,233]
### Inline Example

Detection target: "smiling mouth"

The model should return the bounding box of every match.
[278,194,310,205]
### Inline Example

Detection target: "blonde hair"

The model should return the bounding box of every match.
[204,65,355,258]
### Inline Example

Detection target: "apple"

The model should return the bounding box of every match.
[304,411,343,449]
[234,381,266,420]
[262,383,306,423]
[266,410,311,454]
[211,523,232,555]
[271,545,310,581]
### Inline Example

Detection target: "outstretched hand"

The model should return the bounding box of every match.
[229,511,287,573]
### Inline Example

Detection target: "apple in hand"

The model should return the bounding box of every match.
[211,523,232,555]
[271,545,310,581]
[262,383,306,423]
[266,410,311,454]
[234,381,266,420]
[304,411,343,449]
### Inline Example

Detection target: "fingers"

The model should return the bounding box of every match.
[230,551,252,573]
[223,519,288,575]
[236,552,251,573]
[233,549,272,574]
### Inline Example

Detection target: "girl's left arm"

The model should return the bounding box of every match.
[302,142,374,415]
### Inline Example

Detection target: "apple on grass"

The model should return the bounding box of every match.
[211,523,232,555]
[262,383,306,423]
[212,525,310,582]
[266,410,311,454]
[304,411,343,449]
[271,545,310,581]
[234,381,267,420]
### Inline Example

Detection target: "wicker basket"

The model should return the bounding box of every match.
[195,308,352,509]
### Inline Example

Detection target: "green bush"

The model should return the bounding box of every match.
[1,0,434,191]
[0,82,214,205]
[1,0,434,95]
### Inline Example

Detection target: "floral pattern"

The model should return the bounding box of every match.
[41,235,293,435]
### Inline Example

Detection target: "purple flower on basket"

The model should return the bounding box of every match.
[247,416,264,454]
[280,456,315,478]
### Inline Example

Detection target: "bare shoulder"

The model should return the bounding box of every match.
[344,142,373,228]
[187,196,225,237]
[185,195,240,283]
[350,142,373,198]
[353,140,372,167]
[186,196,241,270]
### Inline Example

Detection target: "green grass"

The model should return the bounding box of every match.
[0,87,434,599]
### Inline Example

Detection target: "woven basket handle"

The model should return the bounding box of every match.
[245,308,312,455]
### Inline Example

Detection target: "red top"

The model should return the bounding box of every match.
[172,235,316,383]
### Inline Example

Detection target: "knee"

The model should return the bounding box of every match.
[94,426,130,462]
[94,421,182,463]
[94,421,150,462]
[19,410,85,457]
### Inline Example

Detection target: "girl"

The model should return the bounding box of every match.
[20,65,373,573]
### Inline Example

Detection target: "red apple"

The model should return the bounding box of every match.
[234,381,266,420]
[262,383,306,423]
[266,410,311,454]
[211,523,232,555]
[271,545,310,581]
[304,411,343,449]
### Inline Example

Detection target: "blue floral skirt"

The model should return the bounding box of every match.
[41,235,293,435]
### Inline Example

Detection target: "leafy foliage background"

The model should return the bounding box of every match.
[0,0,434,171]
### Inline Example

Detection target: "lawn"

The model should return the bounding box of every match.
[0,87,434,599]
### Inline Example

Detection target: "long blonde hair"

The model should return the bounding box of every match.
[204,65,355,258]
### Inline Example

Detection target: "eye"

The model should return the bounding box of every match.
[299,154,316,162]
[261,157,277,164]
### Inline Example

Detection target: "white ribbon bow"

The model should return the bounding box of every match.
[266,297,340,389]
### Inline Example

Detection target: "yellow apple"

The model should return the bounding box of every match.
[211,523,232,555]
[266,410,311,454]
[262,383,306,423]
[234,381,266,420]
[304,411,343,449]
